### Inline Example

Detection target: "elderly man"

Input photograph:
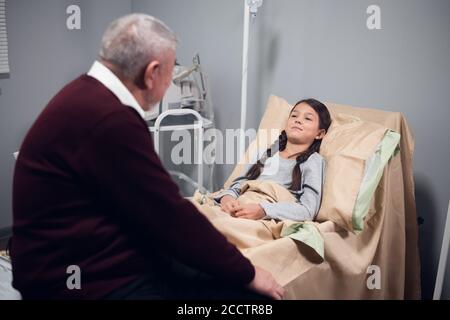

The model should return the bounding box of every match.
[11,14,283,300]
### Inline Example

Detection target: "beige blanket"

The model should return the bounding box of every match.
[191,180,325,287]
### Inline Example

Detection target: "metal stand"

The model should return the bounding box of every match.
[433,200,450,300]
[149,109,213,192]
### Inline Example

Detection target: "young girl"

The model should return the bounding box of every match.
[215,98,332,221]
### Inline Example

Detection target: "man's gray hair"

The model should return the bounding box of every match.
[99,13,178,79]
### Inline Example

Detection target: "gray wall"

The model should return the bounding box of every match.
[0,0,449,299]
[132,0,450,299]
[0,0,131,228]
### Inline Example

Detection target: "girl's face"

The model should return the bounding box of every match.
[285,102,325,145]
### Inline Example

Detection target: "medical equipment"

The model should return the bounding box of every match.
[433,200,450,300]
[240,0,264,156]
[145,54,214,123]
[247,0,264,17]
[151,109,210,193]
[147,54,216,194]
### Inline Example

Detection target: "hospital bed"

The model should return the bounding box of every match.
[193,95,421,299]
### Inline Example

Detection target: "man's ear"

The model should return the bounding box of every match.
[143,61,160,90]
[316,129,326,140]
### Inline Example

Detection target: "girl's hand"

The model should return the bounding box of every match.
[234,204,266,220]
[220,195,240,214]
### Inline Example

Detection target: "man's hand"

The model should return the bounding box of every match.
[220,195,240,215]
[234,204,265,220]
[248,266,284,300]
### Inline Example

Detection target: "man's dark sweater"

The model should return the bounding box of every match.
[11,75,254,299]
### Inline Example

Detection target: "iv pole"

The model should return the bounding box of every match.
[240,0,263,158]
[433,200,450,300]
